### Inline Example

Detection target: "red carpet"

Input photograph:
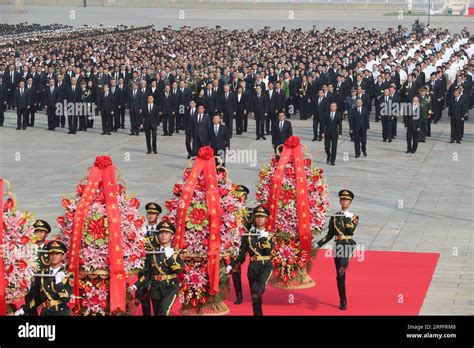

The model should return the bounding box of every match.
[131,250,439,316]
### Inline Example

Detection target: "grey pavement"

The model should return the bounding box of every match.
[0,5,471,32]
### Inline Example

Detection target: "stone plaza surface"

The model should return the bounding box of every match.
[0,5,471,32]
[0,107,472,315]
[0,5,472,315]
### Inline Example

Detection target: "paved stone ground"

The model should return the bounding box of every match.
[0,107,472,314]
[0,5,471,32]
[0,6,472,315]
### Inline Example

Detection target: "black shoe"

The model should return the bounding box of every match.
[339,300,347,310]
[129,133,135,136]
[16,127,21,130]
[256,137,260,140]
[420,139,425,143]
[363,152,367,157]
[168,134,172,136]
[22,127,26,130]
[326,157,330,164]
[146,151,151,154]
[186,154,191,159]
[388,139,392,143]
[330,162,335,166]
[101,132,106,135]
[121,126,125,129]
[234,295,243,305]
[405,150,411,153]
[456,140,461,144]
[163,133,168,136]
[135,133,139,136]
[383,139,387,142]
[68,131,74,134]
[107,132,111,135]
[433,121,438,124]
[153,150,157,154]
[410,150,416,154]
[312,136,317,141]
[427,133,431,137]
[113,129,118,132]
[355,154,360,158]
[262,136,266,140]
[318,136,322,141]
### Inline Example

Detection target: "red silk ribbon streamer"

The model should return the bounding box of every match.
[68,156,126,313]
[0,179,6,315]
[102,164,126,313]
[266,138,312,261]
[174,148,221,295]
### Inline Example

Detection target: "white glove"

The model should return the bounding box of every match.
[226,265,232,274]
[55,271,66,284]
[258,231,269,239]
[164,247,174,258]
[127,285,137,293]
[15,308,25,316]
[343,211,354,218]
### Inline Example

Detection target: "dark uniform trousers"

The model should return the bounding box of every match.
[22,266,74,316]
[232,264,243,301]
[24,245,50,316]
[317,214,358,306]
[232,232,274,316]
[134,243,184,316]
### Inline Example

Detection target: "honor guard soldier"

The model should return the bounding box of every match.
[419,87,432,142]
[128,221,184,316]
[16,241,74,316]
[137,202,162,315]
[315,190,358,310]
[228,206,274,316]
[33,219,51,270]
[232,184,251,305]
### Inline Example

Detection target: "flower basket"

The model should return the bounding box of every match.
[256,136,330,289]
[163,146,245,315]
[56,156,145,315]
[0,179,37,315]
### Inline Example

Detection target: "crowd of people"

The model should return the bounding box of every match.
[0,23,472,163]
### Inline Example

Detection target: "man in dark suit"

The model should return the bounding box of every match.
[379,89,393,142]
[109,79,120,132]
[6,65,20,110]
[323,102,343,165]
[235,86,250,135]
[141,95,159,154]
[0,76,6,126]
[350,99,370,158]
[56,75,67,128]
[190,104,211,155]
[65,77,82,134]
[266,82,278,136]
[448,88,466,144]
[44,78,59,130]
[25,77,38,127]
[389,85,402,138]
[252,85,267,140]
[272,112,293,152]
[14,81,28,130]
[428,72,442,123]
[117,78,127,129]
[204,84,218,117]
[127,82,142,136]
[185,100,198,159]
[217,85,236,138]
[177,80,191,132]
[404,96,422,154]
[313,89,329,141]
[160,85,177,136]
[98,85,115,135]
[210,114,229,165]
